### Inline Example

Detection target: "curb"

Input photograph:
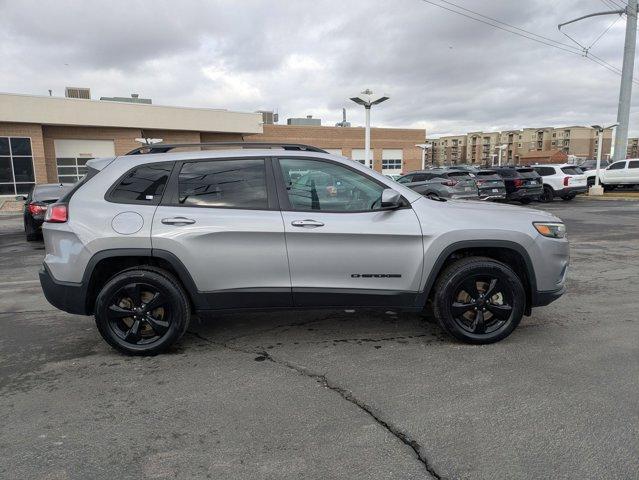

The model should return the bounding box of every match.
[576,195,639,202]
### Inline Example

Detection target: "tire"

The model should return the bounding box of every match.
[25,217,40,241]
[519,198,532,205]
[539,185,554,203]
[432,256,525,344]
[94,267,190,355]
[603,184,615,192]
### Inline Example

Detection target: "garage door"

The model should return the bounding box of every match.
[54,139,115,183]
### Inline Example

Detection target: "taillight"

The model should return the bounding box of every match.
[563,177,569,186]
[443,179,458,187]
[44,204,68,223]
[28,203,47,215]
[513,179,524,188]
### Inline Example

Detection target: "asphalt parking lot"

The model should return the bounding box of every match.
[1,198,638,480]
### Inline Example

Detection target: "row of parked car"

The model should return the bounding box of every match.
[392,164,587,204]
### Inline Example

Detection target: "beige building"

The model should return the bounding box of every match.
[0,91,425,196]
[428,126,613,166]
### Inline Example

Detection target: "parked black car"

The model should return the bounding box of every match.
[492,166,543,204]
[578,159,610,171]
[22,183,73,241]
[475,169,507,200]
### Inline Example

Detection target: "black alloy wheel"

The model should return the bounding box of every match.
[433,257,525,344]
[106,282,171,345]
[95,268,190,355]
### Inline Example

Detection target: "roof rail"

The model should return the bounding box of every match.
[125,142,328,155]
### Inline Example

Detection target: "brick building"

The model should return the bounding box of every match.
[0,92,426,197]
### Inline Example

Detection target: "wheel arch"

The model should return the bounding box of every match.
[83,248,203,315]
[418,240,537,315]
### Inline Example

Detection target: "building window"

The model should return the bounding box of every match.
[56,157,92,183]
[381,149,403,173]
[0,137,35,196]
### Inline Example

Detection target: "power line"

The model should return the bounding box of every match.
[419,0,638,83]
[589,12,624,49]
[418,0,583,55]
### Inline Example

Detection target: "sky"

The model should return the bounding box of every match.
[1,0,637,137]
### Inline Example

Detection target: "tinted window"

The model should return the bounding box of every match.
[628,160,639,169]
[33,185,73,202]
[496,168,517,177]
[534,167,555,176]
[178,159,267,208]
[397,174,413,184]
[412,173,429,182]
[10,137,32,155]
[561,166,583,175]
[111,163,172,203]
[279,158,385,212]
[608,161,626,170]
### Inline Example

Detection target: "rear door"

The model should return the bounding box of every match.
[151,157,292,309]
[275,156,424,308]
[628,160,639,183]
[604,161,627,183]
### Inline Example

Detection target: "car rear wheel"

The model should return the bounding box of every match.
[24,217,39,241]
[539,185,554,203]
[432,257,525,344]
[94,267,190,355]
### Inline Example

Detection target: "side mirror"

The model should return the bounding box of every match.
[380,188,402,209]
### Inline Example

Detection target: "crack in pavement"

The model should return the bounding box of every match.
[188,331,444,479]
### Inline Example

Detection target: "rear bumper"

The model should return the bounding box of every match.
[531,284,566,307]
[556,186,587,196]
[39,263,90,315]
[507,187,542,200]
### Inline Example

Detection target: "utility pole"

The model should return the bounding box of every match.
[614,0,637,161]
[560,2,637,162]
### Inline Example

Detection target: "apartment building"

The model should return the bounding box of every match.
[428,126,613,166]
[428,135,466,165]
[627,137,639,158]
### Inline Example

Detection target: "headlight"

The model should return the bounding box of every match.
[533,222,566,239]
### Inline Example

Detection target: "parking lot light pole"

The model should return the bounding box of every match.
[350,89,389,168]
[416,143,432,169]
[590,124,618,196]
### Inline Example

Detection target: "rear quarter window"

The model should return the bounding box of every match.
[108,163,173,204]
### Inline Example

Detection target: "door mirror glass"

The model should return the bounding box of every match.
[380,188,402,209]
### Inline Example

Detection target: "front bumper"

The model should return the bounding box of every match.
[531,284,566,307]
[39,263,90,315]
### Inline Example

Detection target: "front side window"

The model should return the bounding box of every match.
[608,161,626,170]
[279,158,385,212]
[178,159,268,209]
[110,163,172,203]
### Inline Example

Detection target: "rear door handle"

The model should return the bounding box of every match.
[291,219,324,228]
[161,217,196,225]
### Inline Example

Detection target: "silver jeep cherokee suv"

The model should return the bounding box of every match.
[39,142,569,355]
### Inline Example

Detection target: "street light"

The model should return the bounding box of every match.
[415,143,432,169]
[589,123,618,196]
[350,89,390,168]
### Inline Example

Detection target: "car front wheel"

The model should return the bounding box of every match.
[432,257,525,344]
[94,267,190,355]
[539,185,554,203]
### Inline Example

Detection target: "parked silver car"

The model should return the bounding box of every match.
[39,142,569,354]
[397,169,479,199]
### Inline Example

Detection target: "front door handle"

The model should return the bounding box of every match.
[291,219,324,228]
[161,217,196,226]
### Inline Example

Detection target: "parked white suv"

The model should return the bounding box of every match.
[583,159,639,189]
[532,164,587,202]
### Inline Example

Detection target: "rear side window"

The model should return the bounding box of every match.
[534,167,555,176]
[561,166,583,175]
[178,159,268,209]
[628,160,639,169]
[109,163,172,204]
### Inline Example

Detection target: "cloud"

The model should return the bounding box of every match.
[0,0,637,135]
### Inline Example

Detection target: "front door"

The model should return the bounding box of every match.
[152,157,292,309]
[275,157,424,308]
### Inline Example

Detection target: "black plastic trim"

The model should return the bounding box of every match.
[39,264,89,315]
[531,285,566,307]
[416,240,538,310]
[292,287,418,309]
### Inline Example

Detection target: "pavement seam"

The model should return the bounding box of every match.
[188,331,444,479]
